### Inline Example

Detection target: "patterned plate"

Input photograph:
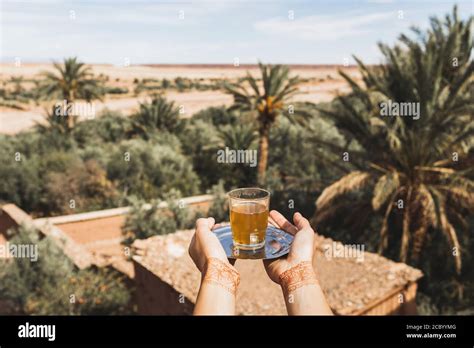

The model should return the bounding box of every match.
[213,225,294,260]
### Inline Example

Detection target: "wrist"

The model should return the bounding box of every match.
[202,257,240,296]
[278,261,319,295]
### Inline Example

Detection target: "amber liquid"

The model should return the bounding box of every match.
[230,202,268,249]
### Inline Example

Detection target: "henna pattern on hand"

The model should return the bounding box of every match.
[202,257,240,296]
[279,261,318,295]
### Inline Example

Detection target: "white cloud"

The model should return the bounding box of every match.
[254,11,395,41]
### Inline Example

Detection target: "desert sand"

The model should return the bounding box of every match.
[0,64,359,134]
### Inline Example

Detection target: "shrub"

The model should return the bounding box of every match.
[104,86,129,94]
[43,159,119,215]
[0,225,131,315]
[179,119,221,190]
[192,106,238,127]
[162,189,208,230]
[207,181,229,223]
[121,197,177,246]
[107,139,200,200]
[0,136,42,212]
[73,110,132,146]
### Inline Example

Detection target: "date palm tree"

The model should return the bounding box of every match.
[37,57,104,129]
[217,124,258,187]
[218,123,257,151]
[131,96,184,139]
[313,6,473,274]
[225,63,312,184]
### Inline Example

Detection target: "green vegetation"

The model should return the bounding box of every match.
[131,96,184,138]
[122,191,202,246]
[121,198,177,246]
[0,76,39,109]
[0,6,472,315]
[104,86,129,95]
[0,104,199,215]
[225,63,313,183]
[0,225,131,315]
[134,76,223,95]
[312,6,473,314]
[36,57,104,129]
[314,6,473,270]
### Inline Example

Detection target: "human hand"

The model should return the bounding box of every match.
[188,217,231,273]
[264,210,316,284]
[190,217,240,314]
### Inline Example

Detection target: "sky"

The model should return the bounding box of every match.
[0,0,472,65]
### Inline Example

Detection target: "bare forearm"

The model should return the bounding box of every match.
[280,261,333,315]
[194,283,236,315]
[282,284,333,315]
[193,258,240,315]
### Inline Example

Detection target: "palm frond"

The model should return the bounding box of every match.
[316,171,371,211]
[372,172,400,211]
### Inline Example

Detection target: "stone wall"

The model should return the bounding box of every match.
[133,260,194,315]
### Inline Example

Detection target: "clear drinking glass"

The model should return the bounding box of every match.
[228,188,270,250]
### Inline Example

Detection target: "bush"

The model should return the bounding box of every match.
[162,189,199,230]
[107,139,200,200]
[73,110,132,145]
[179,119,221,190]
[0,225,131,315]
[192,106,238,127]
[105,86,129,94]
[0,136,42,212]
[121,197,177,246]
[207,181,229,223]
[43,159,119,215]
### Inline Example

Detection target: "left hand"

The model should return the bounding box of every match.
[188,217,231,273]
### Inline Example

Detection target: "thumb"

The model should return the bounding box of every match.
[293,212,311,231]
[196,217,215,231]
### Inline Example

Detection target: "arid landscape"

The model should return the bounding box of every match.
[0,63,358,134]
[1,1,472,333]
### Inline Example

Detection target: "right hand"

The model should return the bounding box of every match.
[263,210,316,284]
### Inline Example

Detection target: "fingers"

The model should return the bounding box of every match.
[293,212,311,231]
[211,222,228,231]
[268,215,278,227]
[196,217,215,232]
[269,210,298,235]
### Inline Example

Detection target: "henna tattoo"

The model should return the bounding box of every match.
[279,261,318,295]
[202,257,240,296]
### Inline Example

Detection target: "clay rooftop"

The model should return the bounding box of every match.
[1,201,423,315]
[132,229,423,315]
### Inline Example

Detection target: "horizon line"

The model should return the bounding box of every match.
[0,62,364,69]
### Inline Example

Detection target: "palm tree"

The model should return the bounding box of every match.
[218,123,257,151]
[217,124,258,187]
[37,57,104,129]
[131,96,183,139]
[313,6,473,274]
[37,105,70,134]
[225,63,312,183]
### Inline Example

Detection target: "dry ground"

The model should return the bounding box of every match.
[0,64,360,134]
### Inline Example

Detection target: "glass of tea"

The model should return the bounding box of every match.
[228,188,270,250]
